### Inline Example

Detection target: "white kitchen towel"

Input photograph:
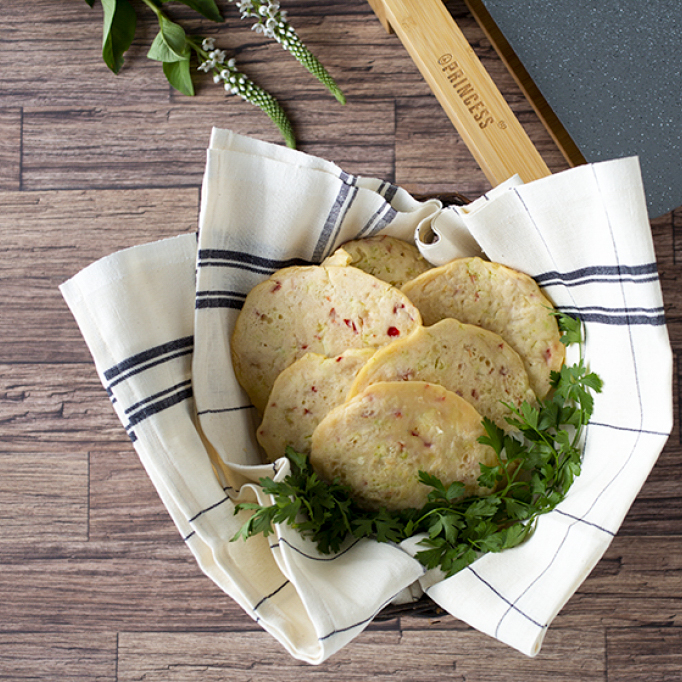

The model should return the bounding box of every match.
[60,128,672,663]
[411,156,673,654]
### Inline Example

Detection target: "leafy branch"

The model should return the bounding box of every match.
[84,0,345,147]
[232,313,603,577]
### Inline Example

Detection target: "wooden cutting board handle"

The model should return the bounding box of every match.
[368,0,551,185]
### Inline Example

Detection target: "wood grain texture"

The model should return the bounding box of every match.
[607,627,682,682]
[1,0,681,678]
[21,100,397,190]
[0,448,88,543]
[0,188,198,363]
[0,108,21,190]
[116,628,606,681]
[89,448,180,543]
[0,633,116,681]
[0,364,124,447]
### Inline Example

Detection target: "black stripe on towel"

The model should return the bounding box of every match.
[559,305,666,326]
[196,289,247,310]
[535,263,659,287]
[197,249,311,275]
[103,336,194,383]
[125,384,194,433]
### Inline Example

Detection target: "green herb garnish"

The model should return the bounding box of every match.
[85,0,345,147]
[232,312,603,577]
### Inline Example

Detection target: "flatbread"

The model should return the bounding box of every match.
[231,265,422,412]
[310,381,497,511]
[257,348,375,462]
[349,318,536,431]
[401,257,564,398]
[323,235,431,287]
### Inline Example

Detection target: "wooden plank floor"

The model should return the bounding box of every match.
[1,0,681,679]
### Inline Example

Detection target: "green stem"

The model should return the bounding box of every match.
[136,1,296,147]
[139,0,162,17]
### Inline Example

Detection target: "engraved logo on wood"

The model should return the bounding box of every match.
[438,54,494,129]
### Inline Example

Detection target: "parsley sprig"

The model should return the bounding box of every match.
[232,313,603,577]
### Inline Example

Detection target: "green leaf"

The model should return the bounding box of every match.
[440,514,461,545]
[501,521,532,549]
[373,511,406,544]
[477,417,505,455]
[477,462,502,490]
[414,543,448,571]
[163,58,194,96]
[504,497,531,520]
[147,17,188,63]
[464,496,501,520]
[285,446,309,475]
[445,547,479,576]
[478,529,510,553]
[418,471,450,502]
[171,0,223,23]
[101,0,137,74]
[446,480,466,501]
[554,311,583,346]
[352,516,378,539]
[503,435,526,463]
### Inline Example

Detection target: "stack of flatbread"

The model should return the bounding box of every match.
[232,235,565,512]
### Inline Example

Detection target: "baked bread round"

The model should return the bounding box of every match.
[310,381,497,511]
[323,235,431,287]
[231,264,422,412]
[348,318,536,431]
[401,257,564,398]
[257,348,375,462]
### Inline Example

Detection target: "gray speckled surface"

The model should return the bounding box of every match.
[480,0,682,217]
